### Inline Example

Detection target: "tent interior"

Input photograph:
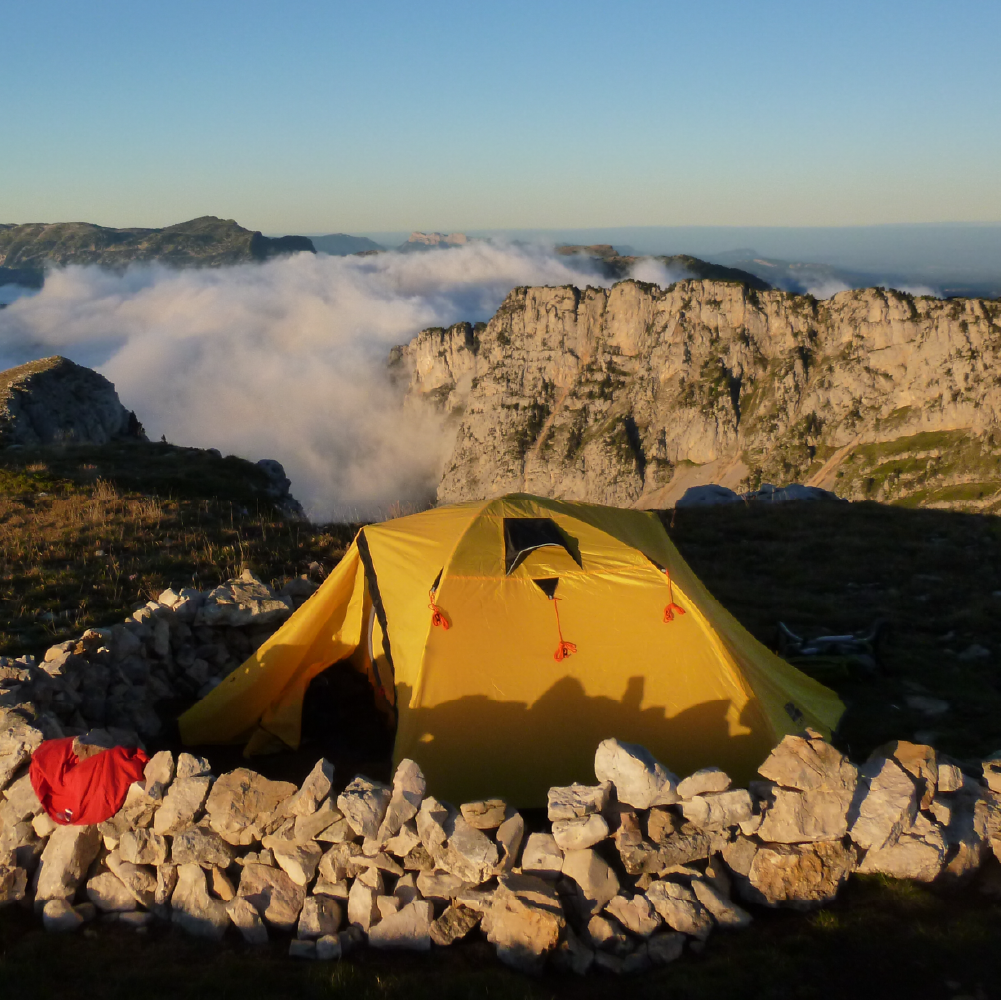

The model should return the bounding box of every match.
[179,494,844,806]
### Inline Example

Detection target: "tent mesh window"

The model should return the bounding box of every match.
[503,518,581,574]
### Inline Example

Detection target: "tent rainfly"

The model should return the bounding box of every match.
[179,493,844,806]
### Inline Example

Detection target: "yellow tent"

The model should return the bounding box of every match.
[179,493,843,805]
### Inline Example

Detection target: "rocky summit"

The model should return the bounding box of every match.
[397,280,1001,510]
[0,356,146,449]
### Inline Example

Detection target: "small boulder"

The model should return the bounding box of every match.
[605,893,661,936]
[297,895,342,939]
[237,862,307,931]
[204,768,296,846]
[337,776,392,840]
[677,768,731,798]
[561,848,620,917]
[460,799,507,830]
[368,899,434,951]
[35,825,102,903]
[171,863,230,940]
[594,739,679,809]
[430,903,481,946]
[547,783,611,821]
[42,898,85,932]
[521,833,564,879]
[552,814,610,851]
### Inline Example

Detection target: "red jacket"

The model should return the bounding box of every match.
[30,738,149,825]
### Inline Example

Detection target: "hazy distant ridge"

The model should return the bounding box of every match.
[0,216,314,285]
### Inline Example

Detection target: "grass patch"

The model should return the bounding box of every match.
[0,442,357,658]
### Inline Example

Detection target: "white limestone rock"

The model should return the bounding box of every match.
[756,734,858,843]
[86,871,137,912]
[285,759,335,818]
[677,768,731,798]
[119,828,169,867]
[680,790,753,830]
[377,759,426,841]
[171,863,230,940]
[459,798,507,830]
[175,753,212,779]
[153,776,213,837]
[594,738,679,809]
[0,865,27,905]
[337,776,392,840]
[368,899,433,951]
[494,810,525,873]
[849,756,919,851]
[647,931,685,965]
[273,841,323,886]
[0,714,43,792]
[561,848,620,917]
[435,813,499,883]
[346,879,380,931]
[171,823,235,867]
[315,934,342,960]
[552,813,610,851]
[547,782,611,821]
[742,841,857,910]
[204,768,296,846]
[691,878,752,928]
[42,898,85,932]
[35,825,102,902]
[858,812,947,882]
[237,862,307,931]
[297,895,343,939]
[645,880,713,939]
[482,894,563,974]
[226,896,269,944]
[430,902,482,945]
[106,850,157,908]
[521,832,564,879]
[196,570,294,628]
[605,893,662,936]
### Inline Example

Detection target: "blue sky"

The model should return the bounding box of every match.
[2,1,999,232]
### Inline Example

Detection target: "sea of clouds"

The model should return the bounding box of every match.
[0,244,647,520]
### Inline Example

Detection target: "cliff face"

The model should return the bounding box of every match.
[397,280,1001,510]
[0,357,146,448]
[0,216,314,279]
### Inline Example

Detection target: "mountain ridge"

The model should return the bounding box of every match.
[0,216,314,286]
[397,279,1001,511]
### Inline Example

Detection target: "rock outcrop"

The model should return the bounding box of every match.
[0,357,146,448]
[396,280,1001,510]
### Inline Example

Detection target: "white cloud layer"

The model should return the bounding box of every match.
[0,245,615,519]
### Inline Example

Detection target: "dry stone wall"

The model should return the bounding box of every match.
[3,591,1001,978]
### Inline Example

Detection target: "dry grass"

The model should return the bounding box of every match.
[0,444,357,658]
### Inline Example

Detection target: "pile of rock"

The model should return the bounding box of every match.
[0,569,318,748]
[1,730,1000,976]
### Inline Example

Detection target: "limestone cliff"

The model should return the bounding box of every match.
[396,281,1001,510]
[0,357,146,448]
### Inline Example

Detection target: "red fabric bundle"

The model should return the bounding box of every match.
[30,737,149,825]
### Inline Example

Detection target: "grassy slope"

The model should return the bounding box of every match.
[0,442,354,657]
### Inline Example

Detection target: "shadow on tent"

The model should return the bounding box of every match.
[390,673,773,806]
